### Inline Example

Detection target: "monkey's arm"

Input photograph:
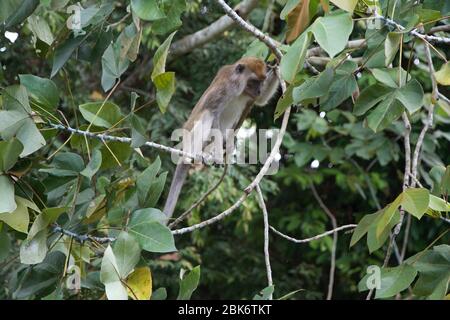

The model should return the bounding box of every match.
[254,69,279,106]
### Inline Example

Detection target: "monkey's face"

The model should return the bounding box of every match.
[245,79,263,99]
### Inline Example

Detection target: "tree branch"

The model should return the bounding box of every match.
[256,184,273,300]
[269,225,357,244]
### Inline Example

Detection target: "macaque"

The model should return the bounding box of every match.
[163,57,279,219]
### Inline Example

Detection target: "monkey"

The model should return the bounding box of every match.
[163,57,279,219]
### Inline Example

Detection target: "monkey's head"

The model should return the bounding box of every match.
[234,57,268,99]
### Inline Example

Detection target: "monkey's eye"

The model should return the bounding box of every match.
[235,64,245,73]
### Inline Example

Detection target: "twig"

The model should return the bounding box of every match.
[48,122,208,164]
[52,225,115,244]
[256,184,273,300]
[168,165,229,229]
[269,225,357,244]
[310,183,337,300]
[374,13,450,44]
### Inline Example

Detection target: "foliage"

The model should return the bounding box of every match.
[0,0,449,300]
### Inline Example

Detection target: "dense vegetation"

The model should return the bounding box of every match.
[0,0,449,300]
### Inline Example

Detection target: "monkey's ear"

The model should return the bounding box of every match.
[235,64,245,73]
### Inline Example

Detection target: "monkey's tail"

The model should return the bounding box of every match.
[163,163,190,220]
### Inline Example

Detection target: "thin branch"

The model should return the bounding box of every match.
[48,122,208,164]
[374,13,450,44]
[52,225,115,244]
[168,164,228,229]
[256,184,273,300]
[310,183,337,300]
[269,225,357,244]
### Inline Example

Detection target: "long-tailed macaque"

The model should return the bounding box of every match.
[163,57,279,219]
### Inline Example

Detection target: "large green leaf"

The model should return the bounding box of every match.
[280,31,311,83]
[152,0,186,35]
[136,157,161,205]
[367,95,404,133]
[435,61,450,86]
[14,251,65,299]
[128,210,175,253]
[101,42,130,92]
[131,0,165,21]
[0,139,23,172]
[311,11,353,58]
[350,211,382,247]
[20,230,47,265]
[353,84,393,116]
[79,101,123,128]
[51,35,86,78]
[4,0,39,28]
[401,188,430,219]
[113,231,141,279]
[0,175,16,213]
[0,196,33,233]
[384,32,402,66]
[27,14,54,46]
[19,74,59,112]
[100,246,128,300]
[407,245,450,299]
[329,0,358,13]
[177,266,201,300]
[293,68,334,103]
[80,149,102,179]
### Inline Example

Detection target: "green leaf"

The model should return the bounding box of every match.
[100,245,128,300]
[367,95,404,133]
[113,231,141,278]
[320,61,358,111]
[401,188,430,219]
[0,196,31,233]
[375,264,417,299]
[27,14,54,46]
[154,72,175,113]
[136,157,161,205]
[435,62,450,86]
[80,149,102,179]
[131,0,165,21]
[0,227,11,262]
[0,175,16,213]
[440,165,450,196]
[177,266,200,300]
[14,251,65,299]
[280,31,311,83]
[274,83,294,119]
[2,85,32,113]
[293,68,334,103]
[79,101,123,128]
[101,42,130,91]
[152,32,177,112]
[20,230,47,265]
[428,195,450,212]
[51,35,86,78]
[350,211,382,247]
[396,79,424,114]
[4,0,39,28]
[19,74,59,112]
[353,84,393,116]
[311,11,353,58]
[130,115,148,148]
[281,0,301,20]
[244,39,269,60]
[385,32,402,66]
[253,285,275,300]
[145,171,167,208]
[0,138,23,172]
[407,245,450,299]
[28,207,65,240]
[329,0,358,13]
[128,210,175,253]
[152,0,186,35]
[376,195,402,239]
[368,210,400,253]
